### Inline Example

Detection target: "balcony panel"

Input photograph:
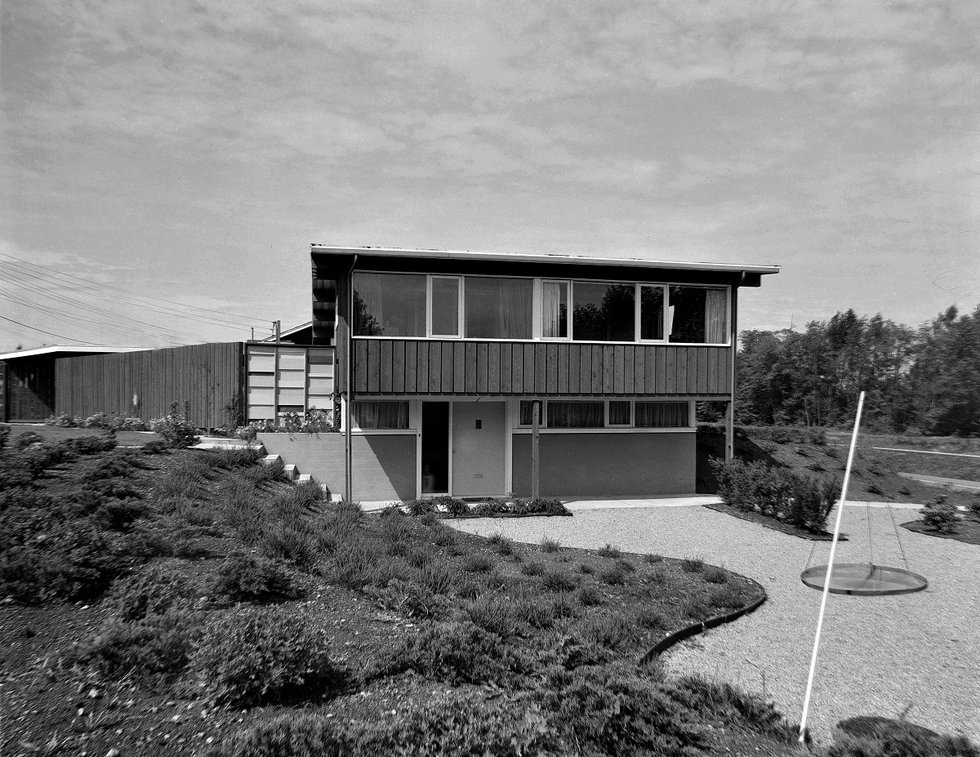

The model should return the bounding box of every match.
[352,339,731,396]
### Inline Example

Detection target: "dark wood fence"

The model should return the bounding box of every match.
[353,339,730,397]
[55,343,244,428]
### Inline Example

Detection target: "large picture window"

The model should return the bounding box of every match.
[572,282,635,342]
[464,276,533,339]
[639,285,665,341]
[353,401,410,429]
[668,286,727,344]
[430,276,460,337]
[353,273,425,336]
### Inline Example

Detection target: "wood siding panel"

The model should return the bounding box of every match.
[476,343,489,393]
[347,339,731,397]
[565,344,578,394]
[53,343,243,428]
[488,343,500,393]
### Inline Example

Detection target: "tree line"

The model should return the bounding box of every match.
[733,304,980,436]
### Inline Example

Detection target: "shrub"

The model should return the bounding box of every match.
[577,562,594,575]
[462,553,494,573]
[151,402,199,449]
[370,621,517,685]
[64,434,116,455]
[540,537,561,553]
[13,431,45,450]
[711,457,838,532]
[0,520,129,602]
[406,498,435,517]
[671,676,797,740]
[213,447,261,469]
[576,613,637,650]
[539,665,707,755]
[596,543,622,559]
[209,692,558,757]
[110,565,195,621]
[373,578,448,620]
[599,565,628,585]
[0,423,8,450]
[81,610,195,680]
[703,565,728,584]
[466,594,517,636]
[920,496,959,534]
[636,607,666,630]
[710,584,747,611]
[191,605,343,706]
[488,533,514,555]
[829,717,979,757]
[576,585,603,607]
[214,553,304,601]
[541,570,576,592]
[682,557,705,573]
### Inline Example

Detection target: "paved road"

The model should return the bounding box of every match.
[451,501,980,746]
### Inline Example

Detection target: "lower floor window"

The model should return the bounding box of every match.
[547,401,604,428]
[635,401,688,428]
[354,400,409,429]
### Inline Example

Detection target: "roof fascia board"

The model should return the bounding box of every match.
[310,244,779,277]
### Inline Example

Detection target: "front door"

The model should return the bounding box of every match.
[451,402,506,497]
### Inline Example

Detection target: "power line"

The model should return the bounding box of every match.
[0,314,102,345]
[0,260,262,331]
[0,250,276,323]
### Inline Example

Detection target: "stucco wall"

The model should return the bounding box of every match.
[257,432,416,503]
[511,432,695,498]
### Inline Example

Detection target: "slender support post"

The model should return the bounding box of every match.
[726,286,738,462]
[531,401,540,500]
[799,391,865,742]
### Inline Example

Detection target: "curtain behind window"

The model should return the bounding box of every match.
[464,277,533,338]
[354,401,409,429]
[635,402,688,428]
[541,281,567,338]
[547,401,604,428]
[705,289,727,343]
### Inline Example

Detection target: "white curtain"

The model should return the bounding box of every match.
[541,281,565,338]
[705,289,727,343]
[354,401,409,429]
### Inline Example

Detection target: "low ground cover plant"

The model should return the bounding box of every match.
[402,495,571,518]
[919,495,960,534]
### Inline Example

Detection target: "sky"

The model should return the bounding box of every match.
[1,1,978,351]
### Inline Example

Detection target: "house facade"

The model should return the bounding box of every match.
[304,246,778,502]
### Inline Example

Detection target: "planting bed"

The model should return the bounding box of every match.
[2,424,974,757]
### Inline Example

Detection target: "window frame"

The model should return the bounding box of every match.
[514,399,695,431]
[427,275,462,338]
[349,272,731,347]
[539,279,571,341]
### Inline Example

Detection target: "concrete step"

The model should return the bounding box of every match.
[297,473,314,484]
[283,463,299,482]
[260,454,283,467]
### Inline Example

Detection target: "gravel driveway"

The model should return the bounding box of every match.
[450,501,980,745]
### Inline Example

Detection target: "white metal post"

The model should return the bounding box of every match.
[798,390,865,742]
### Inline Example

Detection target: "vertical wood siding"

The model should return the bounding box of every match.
[55,343,243,428]
[353,340,730,396]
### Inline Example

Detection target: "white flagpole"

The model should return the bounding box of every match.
[798,390,865,743]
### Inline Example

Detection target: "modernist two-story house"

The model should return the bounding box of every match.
[289,246,778,503]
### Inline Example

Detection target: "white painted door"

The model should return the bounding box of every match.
[451,402,505,497]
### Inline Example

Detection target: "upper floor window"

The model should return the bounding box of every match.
[572,282,635,342]
[353,273,425,336]
[541,280,569,338]
[464,276,533,339]
[351,272,729,345]
[669,286,727,344]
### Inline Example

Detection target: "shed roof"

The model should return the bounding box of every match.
[0,345,146,362]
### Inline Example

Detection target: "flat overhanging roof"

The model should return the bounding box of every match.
[310,244,780,277]
[0,345,147,362]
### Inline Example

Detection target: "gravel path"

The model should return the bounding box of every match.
[450,502,980,745]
